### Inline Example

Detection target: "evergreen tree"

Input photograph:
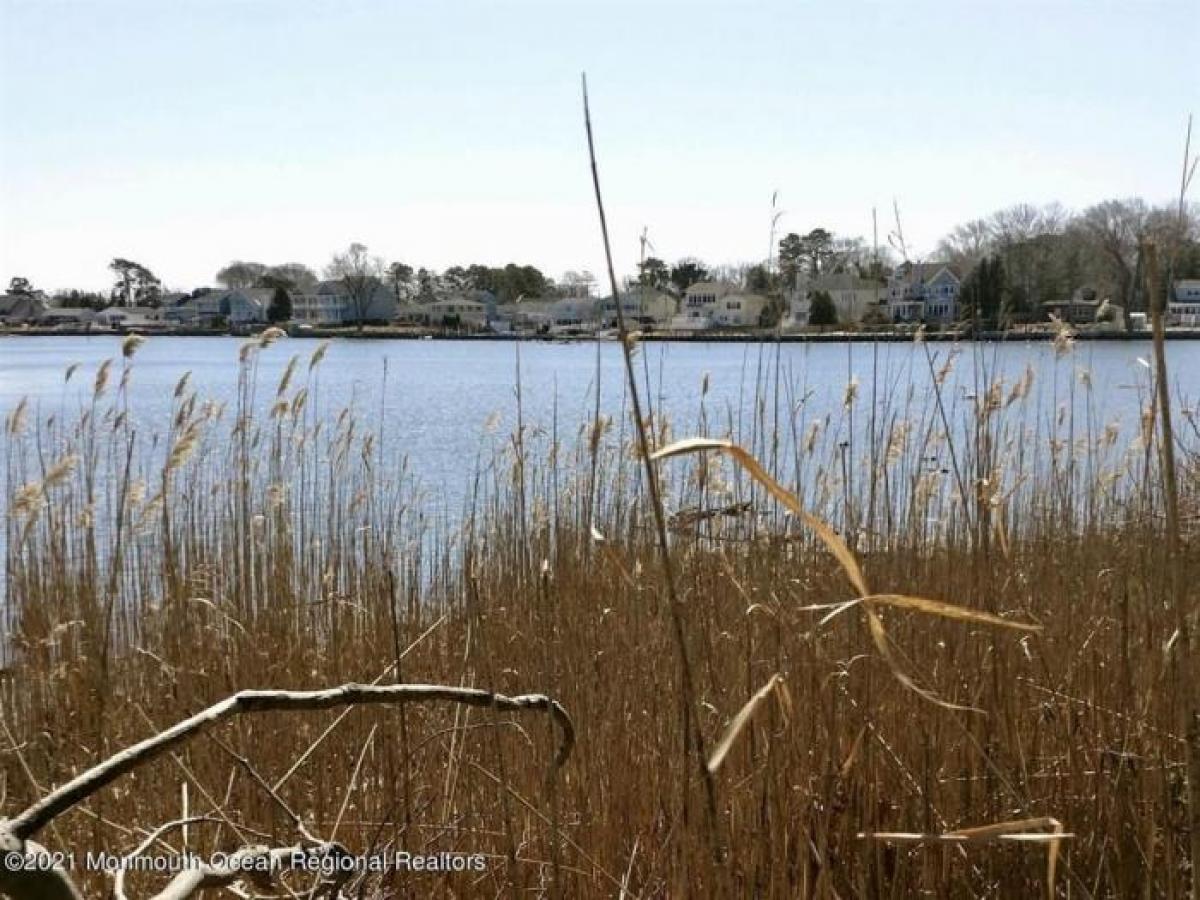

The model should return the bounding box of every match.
[669,259,709,294]
[808,290,837,326]
[960,255,1008,328]
[267,287,292,323]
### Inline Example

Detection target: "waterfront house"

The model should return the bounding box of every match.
[786,274,885,327]
[159,292,189,308]
[549,297,600,331]
[672,282,767,330]
[0,292,47,324]
[599,287,677,327]
[887,261,961,324]
[38,307,97,327]
[712,290,768,327]
[491,298,555,332]
[426,296,489,328]
[292,280,396,326]
[166,289,269,327]
[1169,279,1200,326]
[677,281,726,329]
[96,306,169,330]
[1042,287,1102,326]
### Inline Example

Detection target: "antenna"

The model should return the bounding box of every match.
[639,226,655,265]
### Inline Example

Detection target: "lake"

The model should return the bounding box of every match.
[1,334,1195,528]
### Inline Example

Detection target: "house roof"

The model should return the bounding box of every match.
[1173,279,1200,301]
[0,293,47,316]
[901,261,959,283]
[684,281,731,295]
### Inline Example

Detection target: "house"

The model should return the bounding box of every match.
[159,292,189,309]
[887,262,961,324]
[599,288,677,327]
[1169,279,1200,326]
[548,297,600,331]
[672,282,767,330]
[38,307,97,327]
[493,299,555,332]
[0,292,47,324]
[786,274,885,327]
[165,289,268,327]
[292,280,396,326]
[712,291,768,327]
[96,306,169,330]
[425,296,489,328]
[1042,287,1102,326]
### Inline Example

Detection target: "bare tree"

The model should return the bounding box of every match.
[214,261,267,290]
[325,243,385,331]
[988,203,1046,252]
[264,263,319,293]
[1076,198,1150,308]
[936,219,993,270]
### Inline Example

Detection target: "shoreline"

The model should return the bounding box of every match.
[3,325,1199,343]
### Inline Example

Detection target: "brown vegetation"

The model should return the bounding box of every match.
[1,325,1198,897]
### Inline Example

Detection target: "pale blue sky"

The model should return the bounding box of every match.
[1,0,1196,293]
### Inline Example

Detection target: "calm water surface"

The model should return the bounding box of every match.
[1,335,1196,523]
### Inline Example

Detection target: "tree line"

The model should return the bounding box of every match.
[938,198,1200,326]
[9,197,1197,324]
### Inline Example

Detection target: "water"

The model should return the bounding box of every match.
[1,334,1194,526]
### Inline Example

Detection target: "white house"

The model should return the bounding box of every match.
[672,281,727,329]
[712,291,768,327]
[786,274,885,327]
[672,282,767,330]
[886,262,961,324]
[425,296,489,328]
[96,306,168,330]
[292,281,396,326]
[1169,279,1200,326]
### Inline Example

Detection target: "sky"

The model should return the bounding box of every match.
[1,0,1197,294]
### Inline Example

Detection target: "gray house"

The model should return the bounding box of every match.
[887,262,961,324]
[164,289,268,326]
[0,292,48,324]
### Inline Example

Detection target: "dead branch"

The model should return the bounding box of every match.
[0,683,573,900]
[146,842,349,900]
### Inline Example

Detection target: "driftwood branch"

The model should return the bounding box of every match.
[146,842,349,900]
[110,817,221,900]
[0,682,574,900]
[6,683,573,843]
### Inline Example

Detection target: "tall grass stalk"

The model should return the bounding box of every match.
[580,74,723,872]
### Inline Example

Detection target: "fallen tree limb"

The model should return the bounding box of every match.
[0,682,574,900]
[146,842,349,900]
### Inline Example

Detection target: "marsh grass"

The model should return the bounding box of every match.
[1,331,1198,897]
